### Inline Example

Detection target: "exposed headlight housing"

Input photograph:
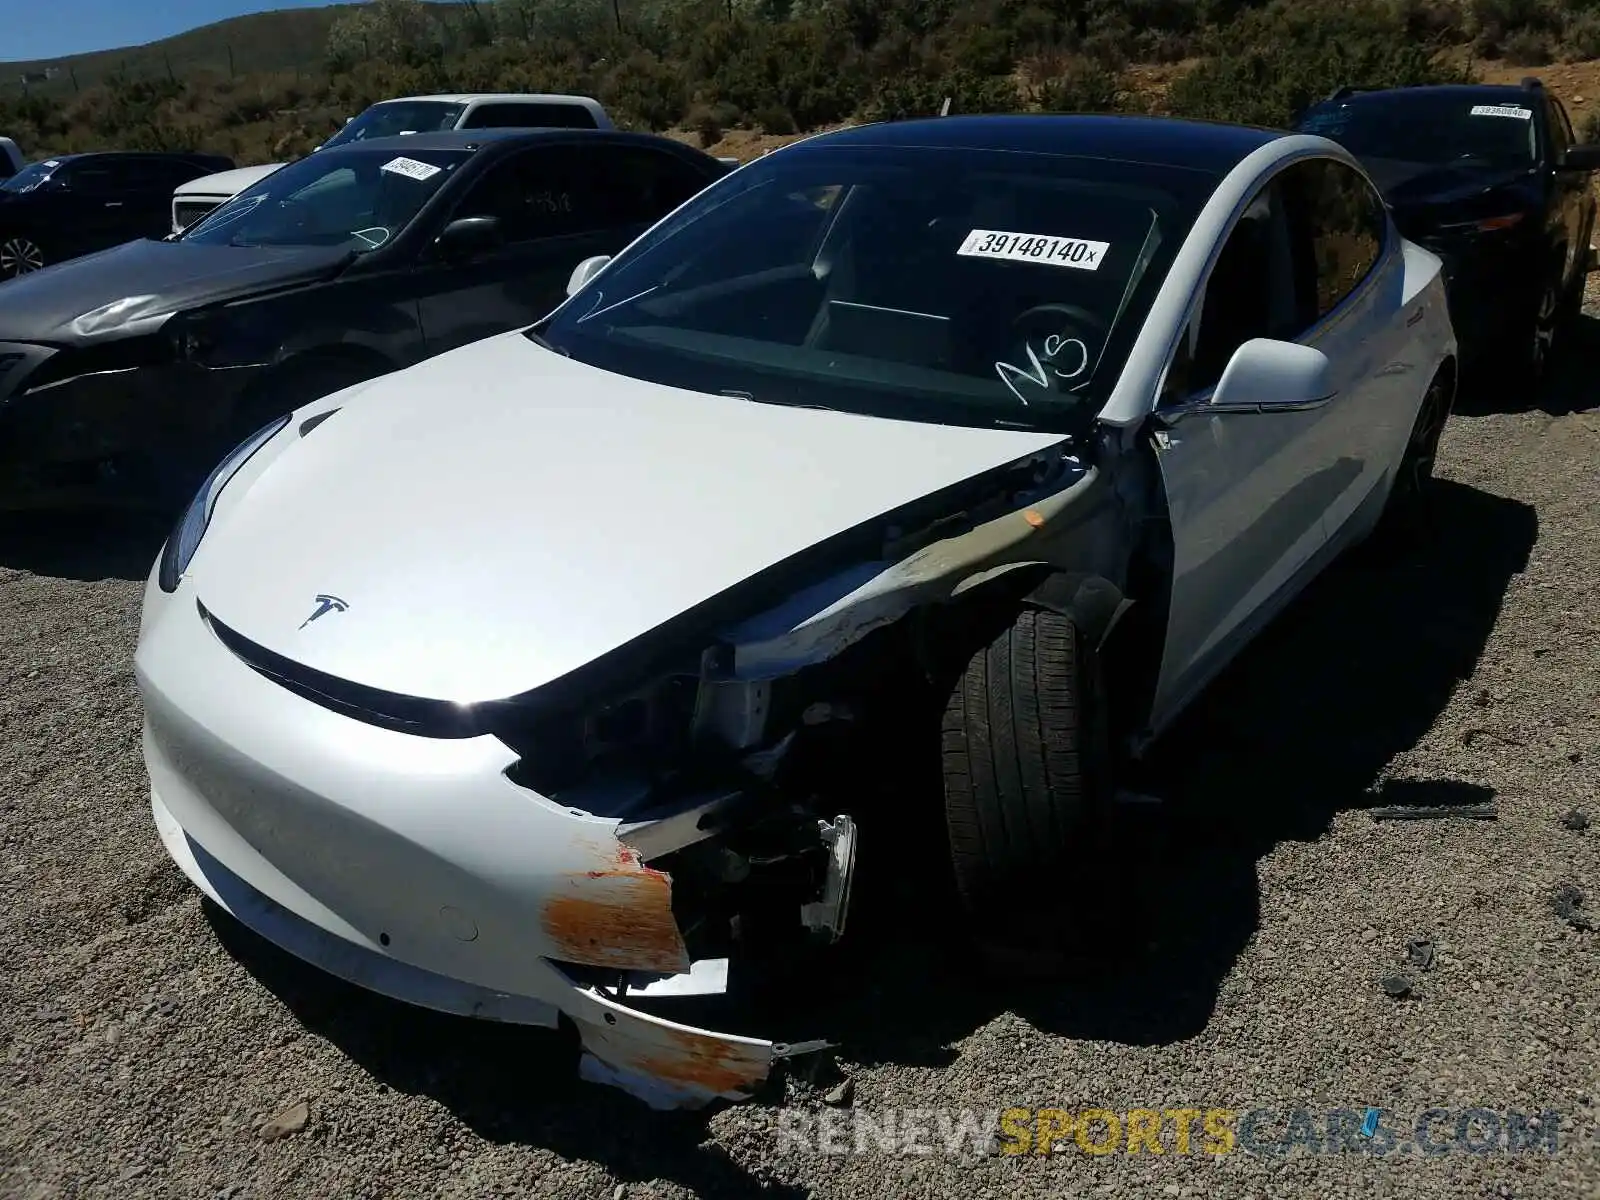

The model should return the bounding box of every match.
[157,414,290,593]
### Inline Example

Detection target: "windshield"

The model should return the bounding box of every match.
[181,146,469,250]
[1,160,61,193]
[320,100,466,149]
[538,145,1210,432]
[1298,95,1539,171]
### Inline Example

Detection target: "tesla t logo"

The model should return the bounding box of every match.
[299,593,349,629]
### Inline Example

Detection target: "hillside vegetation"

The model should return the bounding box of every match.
[3,6,365,98]
[6,0,1600,166]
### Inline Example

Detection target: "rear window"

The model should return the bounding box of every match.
[321,100,467,149]
[1298,94,1539,170]
[540,144,1214,432]
[461,102,599,129]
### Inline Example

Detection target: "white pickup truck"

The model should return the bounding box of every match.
[0,138,24,182]
[171,93,620,235]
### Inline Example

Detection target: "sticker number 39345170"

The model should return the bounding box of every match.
[957,228,1110,271]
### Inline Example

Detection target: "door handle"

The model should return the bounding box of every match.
[1406,307,1425,327]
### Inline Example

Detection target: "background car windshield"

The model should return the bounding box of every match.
[1,161,58,193]
[321,100,466,149]
[1299,96,1538,169]
[182,147,468,250]
[540,145,1208,431]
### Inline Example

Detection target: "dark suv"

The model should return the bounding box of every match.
[1295,80,1600,383]
[0,151,234,280]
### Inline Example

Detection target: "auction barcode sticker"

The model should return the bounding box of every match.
[957,229,1110,271]
[381,156,442,181]
[1470,104,1532,120]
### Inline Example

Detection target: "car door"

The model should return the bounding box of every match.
[1544,96,1590,294]
[1277,155,1405,547]
[49,159,133,258]
[414,142,713,353]
[1146,162,1376,730]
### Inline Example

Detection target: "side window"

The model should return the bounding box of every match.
[140,159,208,192]
[592,146,712,226]
[450,147,602,242]
[1187,179,1303,393]
[1283,158,1386,321]
[61,161,121,194]
[461,102,599,130]
[1547,98,1574,156]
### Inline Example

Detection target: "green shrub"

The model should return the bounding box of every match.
[600,51,689,130]
[1559,10,1600,60]
[865,68,1020,122]
[1582,106,1600,144]
[753,103,799,133]
[1167,0,1471,129]
[1502,28,1554,64]
[1032,58,1124,113]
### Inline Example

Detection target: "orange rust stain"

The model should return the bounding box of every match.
[1024,509,1045,528]
[541,863,690,975]
[624,1026,771,1097]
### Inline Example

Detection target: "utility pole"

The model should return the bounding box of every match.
[613,0,622,32]
[227,44,235,78]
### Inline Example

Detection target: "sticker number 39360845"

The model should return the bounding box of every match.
[957,228,1110,271]
[381,156,442,181]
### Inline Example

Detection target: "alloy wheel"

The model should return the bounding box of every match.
[0,236,44,278]
[1401,381,1450,499]
[1530,281,1560,379]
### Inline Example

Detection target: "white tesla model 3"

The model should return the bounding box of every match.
[135,114,1457,1109]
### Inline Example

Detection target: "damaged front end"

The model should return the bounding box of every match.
[481,442,1107,1106]
[0,329,262,510]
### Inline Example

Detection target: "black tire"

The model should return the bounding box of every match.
[1375,371,1453,539]
[940,605,1107,969]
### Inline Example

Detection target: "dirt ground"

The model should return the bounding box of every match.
[1,282,1598,1200]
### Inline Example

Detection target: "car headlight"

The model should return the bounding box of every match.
[157,414,290,593]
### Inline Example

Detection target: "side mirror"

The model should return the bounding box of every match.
[1559,143,1600,171]
[1160,339,1336,423]
[433,215,503,261]
[566,254,612,296]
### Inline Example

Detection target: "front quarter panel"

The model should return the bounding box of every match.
[199,273,422,375]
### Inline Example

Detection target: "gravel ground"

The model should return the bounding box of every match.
[2,309,1598,1200]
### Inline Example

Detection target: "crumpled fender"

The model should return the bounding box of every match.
[1016,570,1133,654]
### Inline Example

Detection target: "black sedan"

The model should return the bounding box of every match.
[1295,80,1600,383]
[0,151,234,280]
[0,128,732,510]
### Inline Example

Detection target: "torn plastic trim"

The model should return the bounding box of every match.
[724,462,1103,679]
[558,964,833,1109]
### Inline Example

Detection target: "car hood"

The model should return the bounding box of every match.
[1361,157,1535,208]
[0,238,353,345]
[192,331,1064,703]
[175,162,285,197]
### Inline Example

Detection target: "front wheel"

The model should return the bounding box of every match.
[940,605,1110,972]
[0,235,45,279]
